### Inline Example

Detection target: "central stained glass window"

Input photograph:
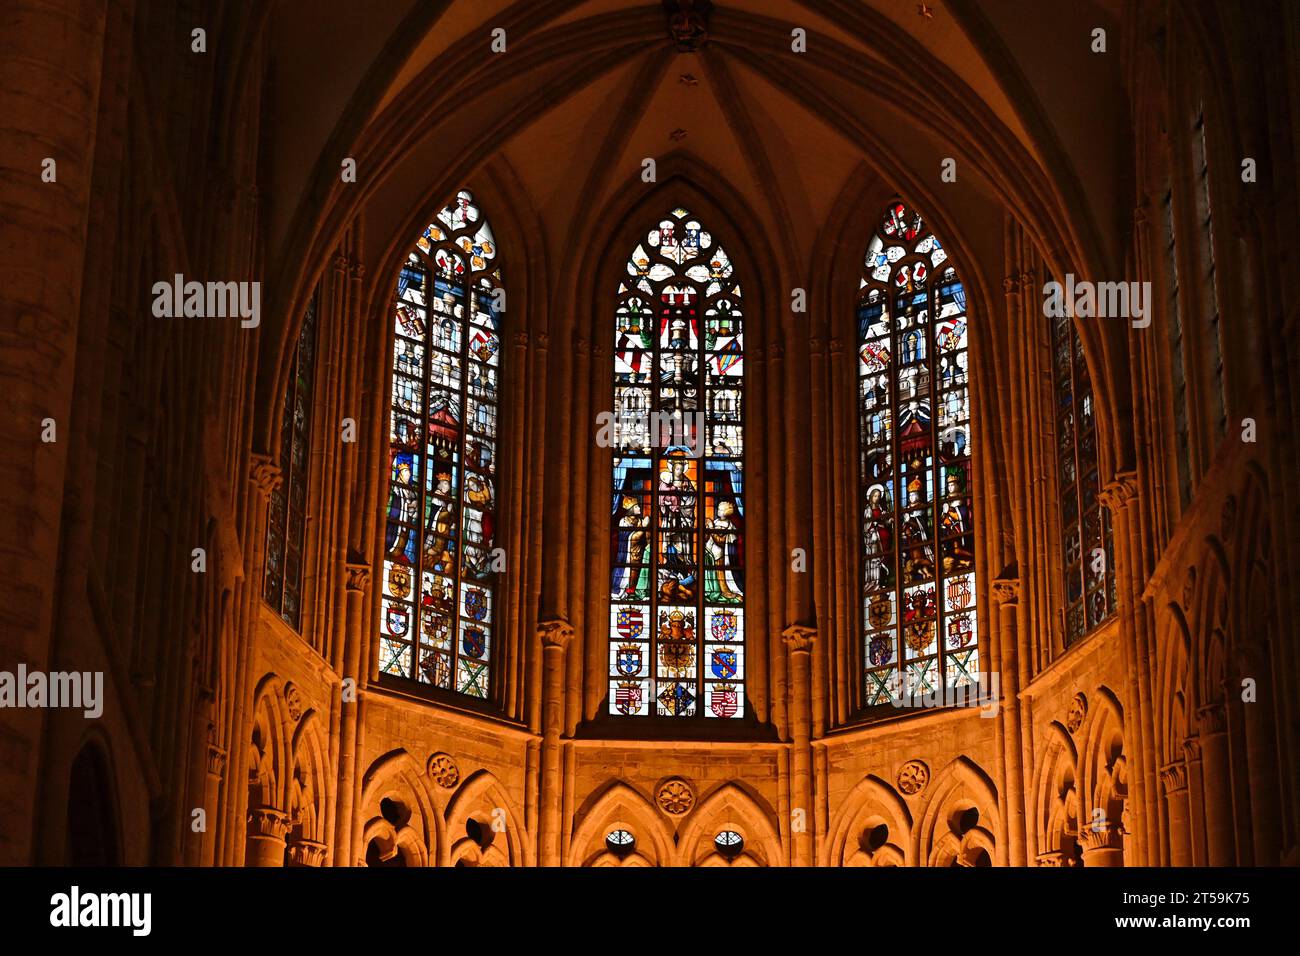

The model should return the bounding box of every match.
[609,207,746,718]
[858,200,979,707]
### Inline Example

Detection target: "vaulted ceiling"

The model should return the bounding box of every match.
[261,0,1132,387]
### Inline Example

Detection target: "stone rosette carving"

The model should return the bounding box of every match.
[1066,692,1088,734]
[897,760,929,795]
[657,778,695,815]
[284,682,303,722]
[428,752,461,789]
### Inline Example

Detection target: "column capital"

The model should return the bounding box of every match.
[1197,701,1226,736]
[1079,821,1122,852]
[250,453,283,503]
[285,839,329,867]
[247,807,289,840]
[207,745,228,779]
[1160,760,1188,795]
[345,562,371,594]
[782,624,816,654]
[1099,470,1139,511]
[538,618,575,649]
[991,575,1020,608]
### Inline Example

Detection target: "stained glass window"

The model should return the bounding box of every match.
[1161,187,1193,511]
[1191,106,1226,440]
[1049,279,1116,645]
[858,200,978,708]
[378,190,502,699]
[609,207,746,719]
[264,289,317,629]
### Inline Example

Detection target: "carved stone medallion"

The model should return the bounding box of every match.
[897,760,929,796]
[1066,692,1088,734]
[657,778,695,815]
[428,753,461,789]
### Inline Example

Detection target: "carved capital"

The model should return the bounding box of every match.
[250,453,283,502]
[991,575,1020,608]
[1035,851,1066,867]
[828,338,845,356]
[782,624,816,654]
[1183,735,1202,762]
[535,333,550,352]
[345,562,371,594]
[808,336,824,356]
[350,262,366,281]
[512,331,529,349]
[538,618,575,649]
[1197,702,1226,736]
[207,745,228,779]
[247,807,289,841]
[1159,760,1188,795]
[1002,273,1023,295]
[769,343,785,361]
[331,252,350,274]
[1099,470,1139,511]
[1079,821,1122,852]
[285,839,328,867]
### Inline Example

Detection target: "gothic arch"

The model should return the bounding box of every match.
[286,709,330,865]
[65,737,122,866]
[443,769,530,867]
[676,781,782,867]
[1077,685,1127,863]
[248,674,295,813]
[1032,721,1081,866]
[568,780,675,867]
[358,749,442,867]
[823,774,915,867]
[916,756,999,867]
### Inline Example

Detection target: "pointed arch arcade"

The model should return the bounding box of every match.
[378,190,503,700]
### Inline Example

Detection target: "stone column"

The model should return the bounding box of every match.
[1197,703,1235,865]
[1235,641,1281,865]
[991,571,1027,866]
[538,619,574,866]
[1160,761,1191,866]
[1182,736,1208,865]
[334,562,369,865]
[202,740,227,867]
[783,625,815,866]
[245,808,289,867]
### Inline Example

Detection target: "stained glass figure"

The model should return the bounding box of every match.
[610,207,745,718]
[858,201,979,707]
[380,190,502,699]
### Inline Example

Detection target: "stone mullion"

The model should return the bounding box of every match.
[581,334,605,722]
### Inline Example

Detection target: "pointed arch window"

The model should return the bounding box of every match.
[264,289,317,629]
[1048,290,1116,645]
[378,190,502,699]
[609,207,746,719]
[857,201,978,708]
